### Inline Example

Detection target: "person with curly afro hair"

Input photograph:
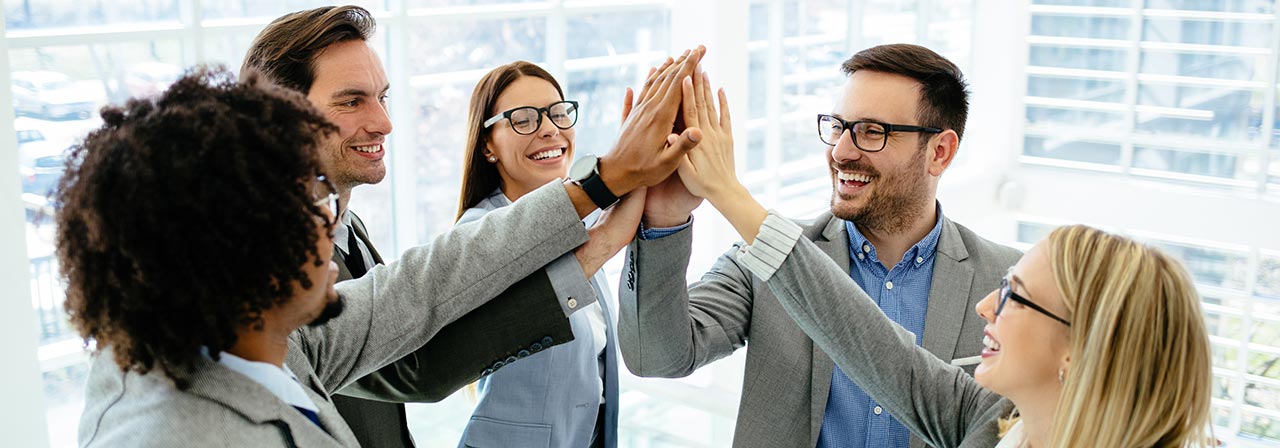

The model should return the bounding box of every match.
[67,66,655,447]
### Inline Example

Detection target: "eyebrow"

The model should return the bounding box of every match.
[831,113,891,123]
[1005,266,1027,292]
[330,85,391,100]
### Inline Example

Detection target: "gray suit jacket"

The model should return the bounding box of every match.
[748,214,1017,447]
[618,211,1020,448]
[330,211,575,448]
[78,183,586,447]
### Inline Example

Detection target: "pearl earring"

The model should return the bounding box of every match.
[1058,368,1066,383]
[487,155,497,163]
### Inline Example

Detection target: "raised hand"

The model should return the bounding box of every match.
[574,187,649,275]
[676,71,738,201]
[596,46,707,196]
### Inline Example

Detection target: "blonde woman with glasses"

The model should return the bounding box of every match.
[667,69,1213,447]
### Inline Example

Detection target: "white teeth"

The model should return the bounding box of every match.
[837,171,872,183]
[353,145,379,153]
[531,148,564,160]
[983,335,1002,351]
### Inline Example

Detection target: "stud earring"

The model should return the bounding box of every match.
[487,155,497,163]
[1058,368,1066,384]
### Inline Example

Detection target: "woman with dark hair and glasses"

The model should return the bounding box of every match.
[451,60,637,448]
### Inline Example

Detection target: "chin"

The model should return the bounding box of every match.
[306,296,346,327]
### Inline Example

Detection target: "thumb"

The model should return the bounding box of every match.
[666,127,702,155]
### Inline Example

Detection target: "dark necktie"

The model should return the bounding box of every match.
[293,405,323,429]
[345,225,368,278]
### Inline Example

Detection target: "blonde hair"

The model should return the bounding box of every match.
[1004,225,1214,447]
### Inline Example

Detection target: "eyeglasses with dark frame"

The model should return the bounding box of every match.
[817,114,942,151]
[312,175,340,228]
[997,276,1071,326]
[483,100,580,136]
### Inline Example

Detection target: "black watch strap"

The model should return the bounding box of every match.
[579,171,619,210]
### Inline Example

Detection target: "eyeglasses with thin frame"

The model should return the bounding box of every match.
[997,276,1071,326]
[483,100,579,135]
[312,175,340,228]
[817,114,942,151]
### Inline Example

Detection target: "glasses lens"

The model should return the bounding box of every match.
[548,102,577,129]
[853,122,887,151]
[818,115,841,145]
[996,278,1011,316]
[508,107,540,134]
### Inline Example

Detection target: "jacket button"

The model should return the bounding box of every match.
[492,361,505,370]
[505,356,517,364]
[530,343,543,351]
[482,368,493,376]
[541,336,554,346]
[517,350,531,358]
[567,297,578,309]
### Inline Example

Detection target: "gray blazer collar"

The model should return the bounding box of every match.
[182,356,345,446]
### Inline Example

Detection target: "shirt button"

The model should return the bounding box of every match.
[857,253,865,260]
[916,256,924,264]
[874,406,883,415]
[885,281,894,290]
[541,336,554,346]
[862,244,871,253]
[567,298,578,309]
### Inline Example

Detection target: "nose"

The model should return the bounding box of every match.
[536,110,560,138]
[976,288,998,324]
[367,100,393,136]
[830,128,862,163]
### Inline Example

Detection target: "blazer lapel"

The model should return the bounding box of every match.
[182,358,344,447]
[348,213,384,265]
[921,217,973,365]
[808,213,849,444]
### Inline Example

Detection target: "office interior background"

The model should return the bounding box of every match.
[0,0,1278,446]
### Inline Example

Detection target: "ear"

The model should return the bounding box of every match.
[927,129,959,177]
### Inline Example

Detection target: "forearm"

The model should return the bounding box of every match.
[707,185,768,245]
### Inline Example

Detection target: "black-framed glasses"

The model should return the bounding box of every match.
[312,175,340,227]
[483,100,579,135]
[817,114,942,151]
[997,277,1071,326]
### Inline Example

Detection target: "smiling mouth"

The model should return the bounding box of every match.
[982,334,1002,352]
[529,148,565,161]
[352,144,381,153]
[836,171,873,188]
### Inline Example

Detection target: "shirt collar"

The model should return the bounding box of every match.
[845,202,945,268]
[334,210,354,255]
[212,351,319,413]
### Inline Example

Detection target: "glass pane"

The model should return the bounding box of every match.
[1025,106,1127,129]
[408,0,543,7]
[783,0,848,40]
[861,0,919,46]
[1211,405,1231,429]
[1150,241,1250,290]
[749,2,770,42]
[1143,18,1272,47]
[746,126,767,172]
[1258,255,1280,300]
[1250,318,1279,347]
[1138,50,1263,81]
[43,362,89,448]
[1031,15,1130,40]
[781,115,814,163]
[2,0,179,30]
[1204,311,1244,340]
[10,41,184,112]
[1034,0,1129,6]
[1029,45,1129,71]
[1026,75,1126,102]
[565,64,652,167]
[566,10,668,59]
[1212,374,1238,401]
[1015,221,1056,245]
[1132,147,1258,181]
[201,0,387,19]
[1023,136,1122,165]
[748,49,767,120]
[1211,343,1241,371]
[1239,409,1280,444]
[1145,0,1275,15]
[1134,85,1264,142]
[408,17,546,75]
[1247,352,1280,380]
[410,79,474,245]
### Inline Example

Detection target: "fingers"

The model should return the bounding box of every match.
[717,87,732,134]
[638,57,672,103]
[645,50,690,104]
[694,70,713,130]
[659,46,704,107]
[620,87,634,123]
[667,127,703,157]
[680,76,699,130]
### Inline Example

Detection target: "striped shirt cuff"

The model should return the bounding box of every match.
[735,211,803,281]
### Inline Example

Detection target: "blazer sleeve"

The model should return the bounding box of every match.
[292,181,586,395]
[616,224,757,377]
[744,214,1012,448]
[337,269,573,402]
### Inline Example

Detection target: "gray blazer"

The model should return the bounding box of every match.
[750,215,1017,447]
[617,211,1020,448]
[78,183,587,447]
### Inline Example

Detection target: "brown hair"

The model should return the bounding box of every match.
[56,67,336,389]
[241,5,375,94]
[456,61,564,220]
[841,43,969,141]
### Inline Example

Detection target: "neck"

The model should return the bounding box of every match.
[226,318,294,367]
[501,183,538,203]
[857,201,937,270]
[1012,386,1062,448]
[337,183,357,218]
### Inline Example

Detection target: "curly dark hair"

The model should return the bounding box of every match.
[56,67,337,389]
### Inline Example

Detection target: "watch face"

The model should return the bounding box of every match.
[568,154,597,181]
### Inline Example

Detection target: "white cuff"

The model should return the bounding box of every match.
[735,211,803,281]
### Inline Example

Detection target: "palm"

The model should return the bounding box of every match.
[644,172,702,227]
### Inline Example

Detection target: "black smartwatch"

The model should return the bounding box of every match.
[569,154,619,210]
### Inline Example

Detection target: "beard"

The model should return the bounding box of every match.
[306,294,345,327]
[829,147,932,234]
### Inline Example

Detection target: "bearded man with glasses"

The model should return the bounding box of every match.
[619,44,1022,448]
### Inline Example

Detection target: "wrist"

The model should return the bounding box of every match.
[596,155,635,196]
[706,182,750,208]
[644,212,691,229]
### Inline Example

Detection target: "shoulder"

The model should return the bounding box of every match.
[950,220,1023,267]
[83,377,258,446]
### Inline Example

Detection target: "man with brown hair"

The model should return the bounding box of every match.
[240,6,705,447]
[620,43,1021,448]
